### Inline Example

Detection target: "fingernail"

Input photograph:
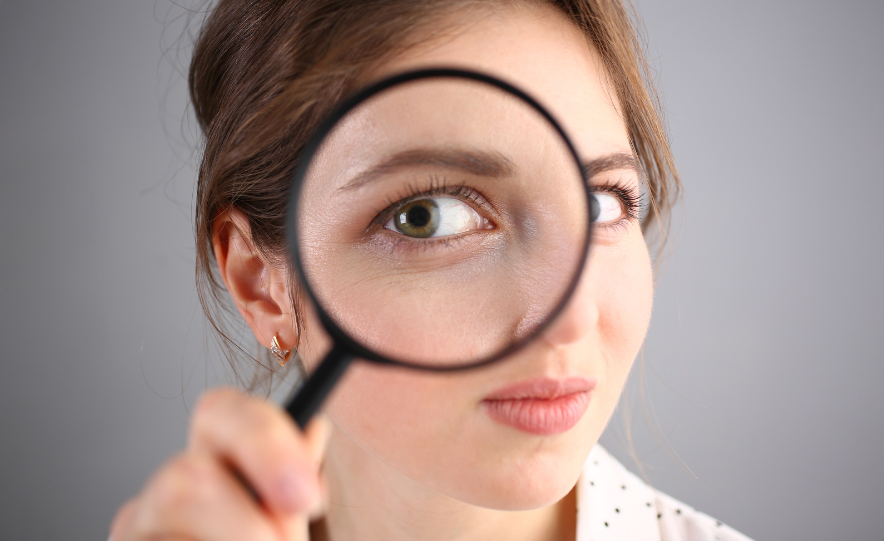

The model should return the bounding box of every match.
[275,469,315,513]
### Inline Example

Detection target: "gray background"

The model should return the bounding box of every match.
[1,1,882,539]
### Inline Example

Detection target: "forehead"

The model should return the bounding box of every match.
[373,2,631,161]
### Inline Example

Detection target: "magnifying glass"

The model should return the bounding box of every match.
[284,68,594,429]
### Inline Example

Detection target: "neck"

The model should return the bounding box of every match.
[312,428,577,541]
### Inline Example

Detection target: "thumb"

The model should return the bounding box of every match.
[278,415,333,540]
[304,415,333,464]
[304,415,332,520]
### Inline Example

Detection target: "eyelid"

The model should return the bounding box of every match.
[366,182,498,258]
[370,176,642,241]
[370,179,494,231]
[590,179,643,222]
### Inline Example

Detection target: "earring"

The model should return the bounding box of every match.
[270,335,292,367]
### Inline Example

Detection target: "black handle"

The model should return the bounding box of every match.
[285,341,353,429]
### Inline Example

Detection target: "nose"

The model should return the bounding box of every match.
[538,275,597,347]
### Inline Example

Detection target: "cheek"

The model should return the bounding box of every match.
[325,363,465,448]
[294,285,484,494]
[291,227,654,510]
[592,232,654,392]
[323,362,487,490]
[296,299,464,447]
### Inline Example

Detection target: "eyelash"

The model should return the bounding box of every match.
[369,175,643,236]
[370,176,485,229]
[591,178,644,232]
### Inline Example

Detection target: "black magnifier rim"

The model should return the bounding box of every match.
[286,67,592,372]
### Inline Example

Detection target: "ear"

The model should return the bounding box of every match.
[211,207,298,352]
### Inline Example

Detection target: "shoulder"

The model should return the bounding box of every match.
[575,445,754,541]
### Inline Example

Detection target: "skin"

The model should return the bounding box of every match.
[111,3,653,541]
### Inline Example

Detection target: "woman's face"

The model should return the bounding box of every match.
[295,3,653,510]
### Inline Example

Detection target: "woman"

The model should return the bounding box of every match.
[111,0,753,539]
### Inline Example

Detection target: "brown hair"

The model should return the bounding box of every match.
[188,0,680,389]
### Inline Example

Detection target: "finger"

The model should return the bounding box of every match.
[302,415,333,519]
[189,388,320,516]
[303,415,332,463]
[109,497,138,541]
[128,452,282,541]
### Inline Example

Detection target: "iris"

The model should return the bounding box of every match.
[395,199,441,237]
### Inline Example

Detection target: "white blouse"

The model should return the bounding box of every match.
[577,445,754,541]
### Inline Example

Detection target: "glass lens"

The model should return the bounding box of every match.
[293,75,589,368]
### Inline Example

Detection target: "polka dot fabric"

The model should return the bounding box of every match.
[576,445,754,541]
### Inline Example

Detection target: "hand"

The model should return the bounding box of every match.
[109,387,330,541]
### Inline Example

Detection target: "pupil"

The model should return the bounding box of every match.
[408,205,431,227]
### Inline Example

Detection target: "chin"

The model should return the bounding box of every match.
[441,447,587,511]
[412,419,596,511]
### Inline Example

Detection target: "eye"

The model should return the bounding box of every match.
[384,197,491,238]
[591,192,625,224]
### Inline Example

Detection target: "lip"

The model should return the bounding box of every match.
[481,377,597,435]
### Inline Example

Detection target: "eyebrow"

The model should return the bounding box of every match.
[339,148,517,191]
[582,152,642,179]
[337,148,641,191]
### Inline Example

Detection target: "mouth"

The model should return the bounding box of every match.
[481,377,596,435]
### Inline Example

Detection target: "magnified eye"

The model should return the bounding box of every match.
[592,192,624,224]
[384,197,489,238]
